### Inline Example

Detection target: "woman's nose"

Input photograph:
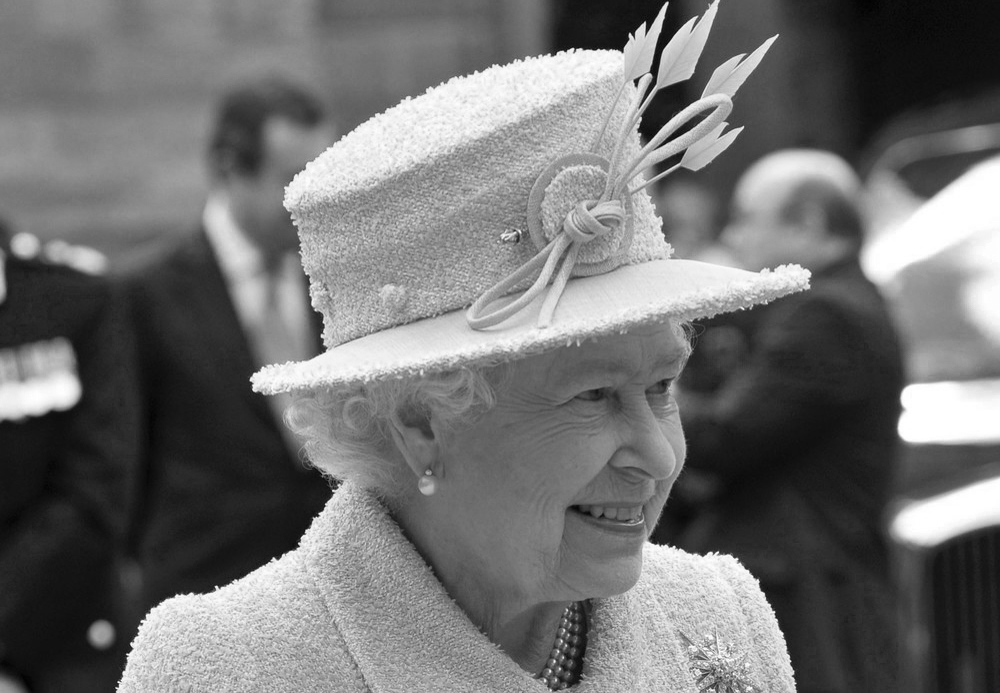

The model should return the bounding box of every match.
[611,407,681,481]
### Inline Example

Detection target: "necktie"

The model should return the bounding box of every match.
[249,262,313,462]
[252,262,311,367]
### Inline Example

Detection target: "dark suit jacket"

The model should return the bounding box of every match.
[675,256,905,692]
[121,228,332,616]
[1,252,137,692]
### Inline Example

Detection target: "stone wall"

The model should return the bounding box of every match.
[0,0,550,258]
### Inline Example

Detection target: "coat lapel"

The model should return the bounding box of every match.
[303,485,539,692]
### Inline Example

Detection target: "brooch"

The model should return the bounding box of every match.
[679,629,760,693]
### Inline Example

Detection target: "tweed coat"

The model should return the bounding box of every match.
[119,483,795,692]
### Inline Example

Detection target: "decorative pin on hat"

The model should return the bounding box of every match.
[252,1,808,394]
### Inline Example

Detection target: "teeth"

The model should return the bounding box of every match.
[576,505,643,523]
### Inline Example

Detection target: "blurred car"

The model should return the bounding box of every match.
[861,100,1000,693]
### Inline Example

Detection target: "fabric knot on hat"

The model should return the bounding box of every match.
[533,154,634,272]
[563,200,622,245]
[466,153,638,331]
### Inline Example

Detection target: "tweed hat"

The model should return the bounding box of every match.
[252,1,809,394]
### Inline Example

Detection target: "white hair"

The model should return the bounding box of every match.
[285,364,509,504]
[286,321,691,506]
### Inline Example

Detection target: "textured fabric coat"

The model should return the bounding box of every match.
[677,256,905,692]
[119,228,332,616]
[119,483,795,692]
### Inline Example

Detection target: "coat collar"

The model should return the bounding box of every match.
[297,484,697,692]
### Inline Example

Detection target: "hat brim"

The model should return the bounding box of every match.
[252,259,809,394]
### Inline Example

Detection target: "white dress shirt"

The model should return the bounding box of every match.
[202,193,313,368]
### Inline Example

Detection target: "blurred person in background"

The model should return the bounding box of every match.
[673,149,905,693]
[649,172,751,541]
[652,169,734,266]
[120,76,337,622]
[650,171,750,404]
[0,219,137,692]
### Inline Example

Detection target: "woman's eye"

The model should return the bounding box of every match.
[647,378,673,396]
[575,388,608,402]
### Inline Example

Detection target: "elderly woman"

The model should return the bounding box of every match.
[119,3,808,691]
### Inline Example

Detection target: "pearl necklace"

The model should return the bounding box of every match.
[535,601,587,690]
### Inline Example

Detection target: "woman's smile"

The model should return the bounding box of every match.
[572,504,644,524]
[566,504,649,542]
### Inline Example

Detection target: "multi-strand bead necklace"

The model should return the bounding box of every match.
[534,601,588,690]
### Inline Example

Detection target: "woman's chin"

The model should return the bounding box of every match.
[561,507,647,597]
[577,556,644,600]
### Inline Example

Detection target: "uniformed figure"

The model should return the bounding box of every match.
[0,224,138,693]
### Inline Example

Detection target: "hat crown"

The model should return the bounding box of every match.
[287,49,667,349]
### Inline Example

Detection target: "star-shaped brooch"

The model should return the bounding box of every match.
[679,629,760,693]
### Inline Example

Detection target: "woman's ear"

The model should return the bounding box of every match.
[387,407,440,479]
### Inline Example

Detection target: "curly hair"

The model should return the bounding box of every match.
[285,363,509,505]
[286,321,691,505]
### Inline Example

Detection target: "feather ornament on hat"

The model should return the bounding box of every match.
[468,1,778,328]
[252,1,808,394]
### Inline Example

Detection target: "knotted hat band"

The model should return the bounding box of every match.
[467,198,626,330]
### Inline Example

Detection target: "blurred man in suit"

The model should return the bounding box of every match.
[0,222,137,693]
[122,77,337,619]
[675,150,905,693]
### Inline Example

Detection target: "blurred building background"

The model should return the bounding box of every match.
[0,0,548,255]
[0,0,998,257]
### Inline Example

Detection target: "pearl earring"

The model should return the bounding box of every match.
[418,469,437,496]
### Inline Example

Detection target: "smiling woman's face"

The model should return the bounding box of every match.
[425,321,688,607]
